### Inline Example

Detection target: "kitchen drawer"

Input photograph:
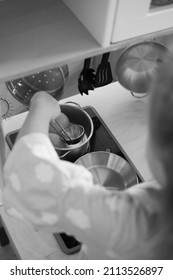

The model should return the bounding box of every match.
[111,0,173,43]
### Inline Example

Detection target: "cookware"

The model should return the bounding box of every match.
[94,52,113,87]
[115,41,169,98]
[78,57,96,95]
[6,64,69,107]
[49,103,94,162]
[75,151,138,190]
[51,120,85,145]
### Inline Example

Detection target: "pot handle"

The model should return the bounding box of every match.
[64,101,82,108]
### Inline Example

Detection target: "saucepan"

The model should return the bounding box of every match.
[49,102,94,162]
[115,41,169,98]
[75,151,138,190]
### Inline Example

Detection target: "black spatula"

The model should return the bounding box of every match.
[94,52,113,87]
[78,57,96,95]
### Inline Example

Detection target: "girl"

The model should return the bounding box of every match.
[3,54,173,259]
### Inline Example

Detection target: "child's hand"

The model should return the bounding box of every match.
[30,91,61,122]
[17,91,62,139]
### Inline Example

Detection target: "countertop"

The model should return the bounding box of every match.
[0,81,153,259]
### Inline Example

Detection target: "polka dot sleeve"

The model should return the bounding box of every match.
[3,133,155,255]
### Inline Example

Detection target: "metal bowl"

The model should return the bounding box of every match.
[75,151,138,190]
[49,104,93,162]
[115,41,169,95]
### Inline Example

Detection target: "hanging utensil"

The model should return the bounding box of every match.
[94,52,113,87]
[78,57,96,95]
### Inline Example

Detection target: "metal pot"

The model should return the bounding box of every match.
[49,103,94,162]
[6,65,69,107]
[115,41,169,98]
[75,151,138,190]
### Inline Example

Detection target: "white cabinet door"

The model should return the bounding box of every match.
[111,0,173,43]
[63,0,118,47]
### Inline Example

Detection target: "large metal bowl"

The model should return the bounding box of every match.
[75,151,138,190]
[115,41,169,95]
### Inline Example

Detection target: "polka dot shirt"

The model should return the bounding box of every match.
[3,133,172,259]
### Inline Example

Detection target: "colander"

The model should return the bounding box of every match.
[6,64,69,107]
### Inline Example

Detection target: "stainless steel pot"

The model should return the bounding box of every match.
[115,41,169,98]
[49,103,94,162]
[75,151,138,190]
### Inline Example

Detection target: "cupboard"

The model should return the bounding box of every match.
[0,0,173,82]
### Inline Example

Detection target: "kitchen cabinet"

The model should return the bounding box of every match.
[64,0,173,45]
[1,0,173,83]
[112,0,173,43]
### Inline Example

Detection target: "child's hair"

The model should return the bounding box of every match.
[148,53,173,241]
[149,52,173,187]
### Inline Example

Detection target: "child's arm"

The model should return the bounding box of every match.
[3,135,156,256]
[17,91,61,140]
[3,92,157,257]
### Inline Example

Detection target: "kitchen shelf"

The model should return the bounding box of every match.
[0,0,101,82]
[1,0,173,83]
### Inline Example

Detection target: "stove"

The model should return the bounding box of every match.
[5,106,143,255]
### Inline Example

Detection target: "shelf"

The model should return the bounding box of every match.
[1,0,173,83]
[0,0,101,82]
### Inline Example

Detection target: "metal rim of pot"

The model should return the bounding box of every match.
[115,40,169,98]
